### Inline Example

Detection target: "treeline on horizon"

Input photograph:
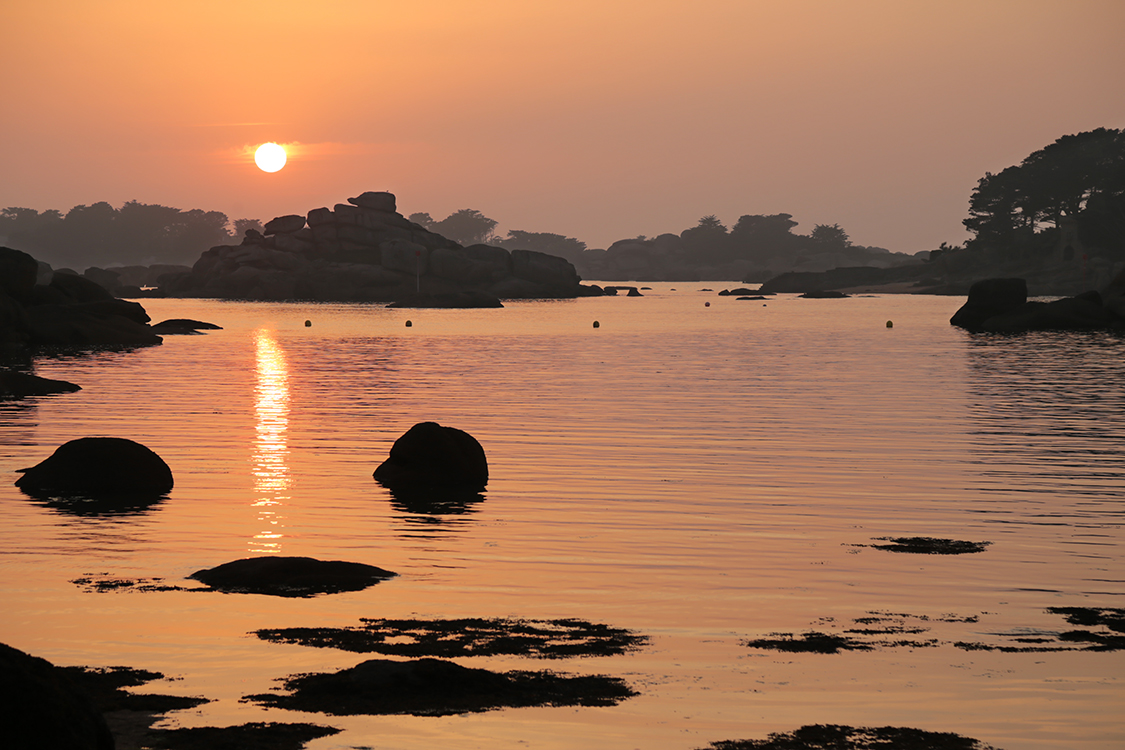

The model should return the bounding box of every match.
[3,127,1120,283]
[0,202,264,270]
[410,209,918,282]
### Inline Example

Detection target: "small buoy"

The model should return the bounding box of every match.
[593,321,600,328]
[405,320,413,327]
[886,320,893,328]
[304,320,312,327]
[705,301,710,307]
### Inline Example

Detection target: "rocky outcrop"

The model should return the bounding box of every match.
[374,422,488,491]
[189,556,396,597]
[0,369,81,398]
[0,642,115,750]
[15,437,174,496]
[159,193,597,303]
[950,276,1125,333]
[0,246,163,348]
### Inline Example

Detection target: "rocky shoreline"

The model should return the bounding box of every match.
[157,191,601,303]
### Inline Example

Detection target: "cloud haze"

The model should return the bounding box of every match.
[2,0,1122,252]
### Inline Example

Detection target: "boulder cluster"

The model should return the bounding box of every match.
[950,272,1125,333]
[1,246,161,348]
[160,192,595,303]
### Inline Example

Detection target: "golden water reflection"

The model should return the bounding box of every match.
[251,328,290,553]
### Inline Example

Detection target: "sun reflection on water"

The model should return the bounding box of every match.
[251,328,290,553]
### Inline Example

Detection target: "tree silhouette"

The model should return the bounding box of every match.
[432,209,498,246]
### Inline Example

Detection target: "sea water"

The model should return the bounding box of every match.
[1,285,1122,749]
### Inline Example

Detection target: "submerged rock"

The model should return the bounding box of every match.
[244,657,636,716]
[15,437,173,496]
[373,422,488,491]
[189,556,396,597]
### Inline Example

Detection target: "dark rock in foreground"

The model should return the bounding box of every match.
[0,642,115,750]
[243,657,636,716]
[951,273,1125,332]
[189,556,396,597]
[374,421,488,491]
[16,437,174,496]
[0,368,81,398]
[695,724,1000,750]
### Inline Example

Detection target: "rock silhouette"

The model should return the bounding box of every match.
[951,274,1125,332]
[0,369,81,398]
[1,246,163,348]
[189,556,396,597]
[160,192,596,303]
[0,642,115,750]
[373,422,488,491]
[15,437,173,496]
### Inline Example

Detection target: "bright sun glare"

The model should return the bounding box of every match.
[254,142,287,173]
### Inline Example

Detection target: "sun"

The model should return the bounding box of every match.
[254,142,287,173]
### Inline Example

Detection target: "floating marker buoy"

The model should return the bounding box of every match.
[886,320,893,328]
[304,320,312,327]
[593,321,600,328]
[705,301,710,307]
[405,320,412,327]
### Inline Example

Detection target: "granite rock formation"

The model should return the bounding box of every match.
[1,246,163,348]
[160,192,596,303]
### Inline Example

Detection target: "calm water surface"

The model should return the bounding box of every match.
[1,286,1122,749]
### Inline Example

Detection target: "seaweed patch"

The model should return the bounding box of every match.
[857,537,992,554]
[254,617,649,658]
[697,723,1000,749]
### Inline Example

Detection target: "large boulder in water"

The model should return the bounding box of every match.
[15,437,173,495]
[950,278,1027,332]
[0,642,115,750]
[373,422,488,490]
[0,369,81,399]
[189,556,396,597]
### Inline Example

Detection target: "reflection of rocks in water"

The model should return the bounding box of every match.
[189,556,396,598]
[387,484,486,516]
[18,488,168,517]
[744,608,1125,654]
[243,657,637,716]
[851,536,992,554]
[255,617,649,658]
[695,724,999,750]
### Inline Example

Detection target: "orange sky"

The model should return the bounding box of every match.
[2,0,1123,253]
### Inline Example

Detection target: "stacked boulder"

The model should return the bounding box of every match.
[161,192,591,303]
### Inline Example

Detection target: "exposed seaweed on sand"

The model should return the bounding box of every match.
[254,616,649,658]
[696,723,1000,749]
[71,574,192,593]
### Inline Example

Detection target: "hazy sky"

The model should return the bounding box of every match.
[3,0,1123,253]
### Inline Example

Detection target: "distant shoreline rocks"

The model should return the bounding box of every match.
[950,272,1125,333]
[157,192,600,304]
